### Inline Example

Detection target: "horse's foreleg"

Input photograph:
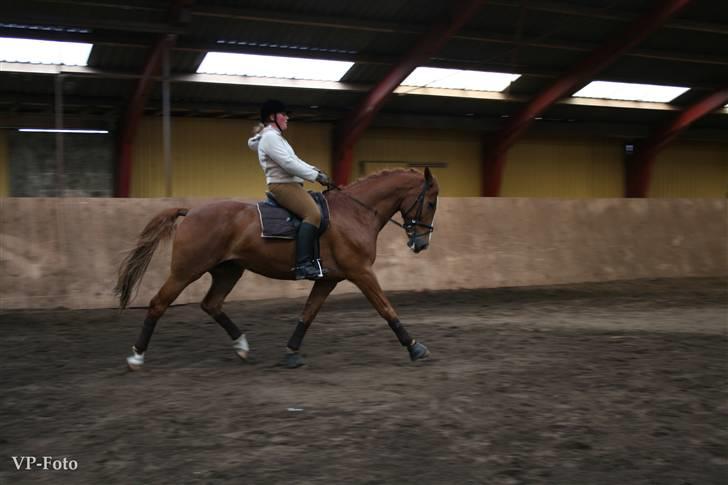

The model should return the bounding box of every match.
[285,279,338,368]
[128,275,190,370]
[349,269,430,362]
[201,263,247,360]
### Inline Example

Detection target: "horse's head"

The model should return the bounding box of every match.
[400,167,439,253]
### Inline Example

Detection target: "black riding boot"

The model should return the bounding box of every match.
[294,222,326,280]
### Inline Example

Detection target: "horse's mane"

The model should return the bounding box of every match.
[344,168,421,190]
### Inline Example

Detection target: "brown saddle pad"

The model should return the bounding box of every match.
[256,191,330,239]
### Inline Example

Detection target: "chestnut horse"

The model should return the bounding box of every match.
[115,168,439,370]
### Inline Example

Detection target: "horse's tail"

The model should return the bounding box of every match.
[114,208,189,310]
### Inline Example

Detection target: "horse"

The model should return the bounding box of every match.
[115,167,439,370]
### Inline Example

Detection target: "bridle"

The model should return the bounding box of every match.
[396,178,435,247]
[328,178,435,247]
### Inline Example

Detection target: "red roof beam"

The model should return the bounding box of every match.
[115,0,192,197]
[332,0,486,186]
[481,0,694,197]
[115,35,176,197]
[625,87,728,197]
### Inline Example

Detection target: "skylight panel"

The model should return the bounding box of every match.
[197,52,353,81]
[401,67,520,92]
[573,81,689,103]
[0,37,92,65]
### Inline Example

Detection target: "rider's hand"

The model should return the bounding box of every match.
[316,171,331,187]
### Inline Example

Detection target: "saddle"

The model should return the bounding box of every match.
[256,191,330,239]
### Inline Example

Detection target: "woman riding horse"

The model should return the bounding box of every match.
[248,99,331,280]
[117,133,438,370]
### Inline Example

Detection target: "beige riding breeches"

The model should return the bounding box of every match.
[267,182,321,228]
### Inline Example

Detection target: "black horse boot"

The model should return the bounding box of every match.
[294,222,326,280]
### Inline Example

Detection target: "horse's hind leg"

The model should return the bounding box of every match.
[285,280,338,368]
[200,262,248,361]
[127,274,192,370]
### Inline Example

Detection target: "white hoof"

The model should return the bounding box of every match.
[233,334,250,361]
[126,347,145,371]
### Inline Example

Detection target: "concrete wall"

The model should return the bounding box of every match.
[1,197,725,310]
[7,131,114,196]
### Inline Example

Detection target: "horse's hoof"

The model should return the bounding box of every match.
[126,348,145,371]
[285,352,305,369]
[232,335,250,361]
[126,356,144,371]
[408,341,430,362]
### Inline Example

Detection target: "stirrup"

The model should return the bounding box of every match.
[294,259,327,280]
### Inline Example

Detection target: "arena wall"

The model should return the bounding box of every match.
[0,197,725,310]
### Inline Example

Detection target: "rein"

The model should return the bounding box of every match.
[326,179,434,241]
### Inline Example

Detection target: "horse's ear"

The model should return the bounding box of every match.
[424,166,433,183]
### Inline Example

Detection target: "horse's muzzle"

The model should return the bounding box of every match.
[413,244,427,254]
[410,237,429,253]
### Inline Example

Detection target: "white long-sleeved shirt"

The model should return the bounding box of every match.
[247,125,320,184]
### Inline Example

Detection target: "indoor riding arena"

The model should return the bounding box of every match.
[1,2,727,485]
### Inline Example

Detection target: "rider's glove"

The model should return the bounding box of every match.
[316,171,331,187]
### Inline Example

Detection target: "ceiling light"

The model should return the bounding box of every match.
[401,67,520,92]
[0,37,92,65]
[18,128,109,134]
[197,52,354,81]
[573,81,689,103]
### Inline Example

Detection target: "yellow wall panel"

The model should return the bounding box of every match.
[650,142,728,198]
[355,128,481,196]
[0,129,8,197]
[503,136,623,198]
[129,117,726,199]
[130,119,162,197]
[131,118,331,198]
[279,122,332,194]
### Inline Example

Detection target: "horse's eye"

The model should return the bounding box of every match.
[428,201,436,210]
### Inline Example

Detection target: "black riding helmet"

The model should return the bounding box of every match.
[260,99,288,123]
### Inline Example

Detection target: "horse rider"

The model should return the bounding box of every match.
[247,99,331,280]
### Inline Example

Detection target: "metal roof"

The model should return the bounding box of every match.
[0,0,726,139]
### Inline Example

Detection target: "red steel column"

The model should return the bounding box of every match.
[481,0,693,196]
[625,87,728,197]
[332,0,485,185]
[115,34,176,197]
